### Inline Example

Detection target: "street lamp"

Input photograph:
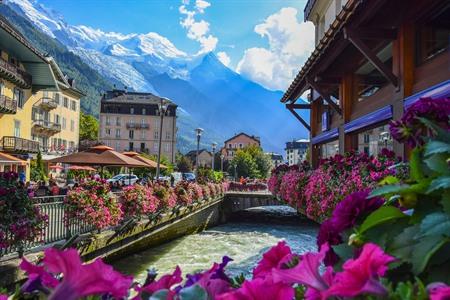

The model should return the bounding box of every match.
[220,154,224,172]
[156,98,169,179]
[211,142,217,170]
[195,128,203,176]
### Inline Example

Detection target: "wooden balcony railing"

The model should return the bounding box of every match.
[0,58,32,89]
[35,97,58,110]
[0,94,17,114]
[1,136,39,154]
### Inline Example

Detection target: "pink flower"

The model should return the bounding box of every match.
[216,277,294,300]
[272,243,333,299]
[325,243,394,298]
[20,258,59,293]
[137,266,182,298]
[428,283,450,300]
[43,248,132,300]
[0,295,7,300]
[253,241,292,279]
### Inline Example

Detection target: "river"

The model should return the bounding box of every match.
[112,206,319,282]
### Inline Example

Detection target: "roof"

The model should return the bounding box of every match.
[0,152,27,165]
[48,57,86,98]
[285,139,309,150]
[102,89,177,106]
[186,149,212,157]
[266,152,283,161]
[281,0,360,103]
[223,132,261,145]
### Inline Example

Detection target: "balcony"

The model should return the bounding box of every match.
[1,136,39,154]
[0,94,17,114]
[34,97,58,111]
[126,122,150,129]
[32,119,62,135]
[0,58,32,89]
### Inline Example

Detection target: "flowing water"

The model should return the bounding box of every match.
[112,206,319,282]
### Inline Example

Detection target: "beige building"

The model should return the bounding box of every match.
[220,132,261,162]
[186,149,213,168]
[99,90,177,163]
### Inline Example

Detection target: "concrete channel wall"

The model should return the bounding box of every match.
[0,192,279,287]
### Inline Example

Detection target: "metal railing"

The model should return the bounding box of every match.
[0,58,32,89]
[1,136,40,153]
[32,119,62,133]
[0,94,17,114]
[35,97,58,110]
[126,122,150,129]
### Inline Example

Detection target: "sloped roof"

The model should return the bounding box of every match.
[223,132,261,144]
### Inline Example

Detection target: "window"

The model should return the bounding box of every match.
[141,118,146,125]
[357,125,393,156]
[129,130,134,139]
[62,117,66,130]
[154,118,160,128]
[154,131,159,139]
[140,143,146,151]
[228,143,232,148]
[71,100,77,111]
[165,131,171,139]
[141,130,145,139]
[130,107,134,114]
[105,116,110,126]
[105,128,111,136]
[164,143,170,152]
[54,93,60,105]
[70,120,75,132]
[43,91,49,98]
[116,117,121,126]
[129,142,134,151]
[239,143,243,148]
[116,141,121,151]
[54,114,60,124]
[320,140,339,159]
[13,88,24,108]
[63,97,68,108]
[14,120,20,137]
[0,81,3,95]
[115,129,121,138]
[153,142,158,151]
[142,108,146,115]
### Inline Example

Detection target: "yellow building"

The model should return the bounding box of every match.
[0,16,84,180]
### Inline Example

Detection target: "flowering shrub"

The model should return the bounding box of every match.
[120,185,159,218]
[65,178,122,229]
[0,172,47,250]
[228,180,267,192]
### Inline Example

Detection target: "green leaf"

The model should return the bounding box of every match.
[427,176,450,193]
[410,148,425,181]
[379,175,400,185]
[424,153,450,175]
[150,290,170,300]
[418,117,450,142]
[412,236,448,274]
[425,140,450,156]
[370,184,412,197]
[417,212,450,238]
[179,285,208,300]
[359,206,407,234]
[333,243,354,262]
[389,225,419,261]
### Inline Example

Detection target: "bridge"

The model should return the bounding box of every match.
[223,191,282,213]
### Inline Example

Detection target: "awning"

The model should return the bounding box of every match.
[344,105,393,134]
[311,128,339,145]
[404,80,450,109]
[0,152,27,165]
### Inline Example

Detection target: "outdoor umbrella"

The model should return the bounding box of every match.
[68,165,96,172]
[48,146,149,168]
[122,151,167,169]
[49,165,64,170]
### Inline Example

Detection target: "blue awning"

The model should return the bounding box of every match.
[311,128,339,145]
[404,80,450,109]
[344,105,393,134]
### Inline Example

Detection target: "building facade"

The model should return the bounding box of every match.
[282,0,449,167]
[266,152,284,169]
[0,16,83,180]
[285,139,309,166]
[220,132,261,162]
[99,90,177,163]
[186,149,213,168]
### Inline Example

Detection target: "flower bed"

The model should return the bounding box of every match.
[0,172,47,251]
[3,96,450,300]
[228,180,267,192]
[269,150,401,222]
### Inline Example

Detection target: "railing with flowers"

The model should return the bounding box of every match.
[227,180,268,192]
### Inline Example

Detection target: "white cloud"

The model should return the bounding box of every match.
[195,0,211,13]
[236,7,315,91]
[217,51,231,66]
[179,0,217,54]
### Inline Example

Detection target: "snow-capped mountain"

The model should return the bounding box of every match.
[4,0,310,153]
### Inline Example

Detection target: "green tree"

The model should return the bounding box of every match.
[246,145,272,178]
[228,150,260,179]
[30,151,47,182]
[79,111,99,141]
[143,153,174,176]
[176,154,193,173]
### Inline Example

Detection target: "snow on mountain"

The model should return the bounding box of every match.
[71,47,157,94]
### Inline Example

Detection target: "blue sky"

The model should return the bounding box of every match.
[38,0,315,91]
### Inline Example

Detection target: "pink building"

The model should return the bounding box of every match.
[99,90,177,162]
[220,132,261,162]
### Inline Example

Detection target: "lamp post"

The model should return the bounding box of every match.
[220,154,224,172]
[211,142,217,170]
[195,128,203,177]
[156,98,169,180]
